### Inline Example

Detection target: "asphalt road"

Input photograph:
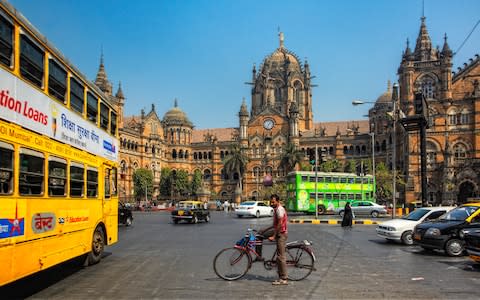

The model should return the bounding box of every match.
[2,211,480,299]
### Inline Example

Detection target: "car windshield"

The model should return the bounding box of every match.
[439,206,479,221]
[178,203,195,209]
[403,208,429,221]
[241,202,255,206]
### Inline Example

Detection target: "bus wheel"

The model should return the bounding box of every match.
[87,226,105,265]
[317,205,326,215]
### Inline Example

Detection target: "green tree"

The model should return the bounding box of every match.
[375,162,405,203]
[159,167,173,197]
[320,159,341,172]
[190,169,203,195]
[345,159,357,173]
[174,169,190,196]
[260,182,287,201]
[223,144,249,192]
[133,168,153,200]
[278,143,303,174]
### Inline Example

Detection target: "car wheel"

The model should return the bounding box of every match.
[125,217,133,227]
[339,210,345,218]
[371,211,379,218]
[86,226,105,265]
[401,230,413,245]
[205,215,210,223]
[237,215,243,218]
[317,205,326,215]
[193,216,199,224]
[255,211,260,218]
[445,238,465,257]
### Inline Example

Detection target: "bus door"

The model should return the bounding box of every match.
[102,165,118,245]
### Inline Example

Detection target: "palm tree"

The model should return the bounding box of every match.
[278,143,303,175]
[223,144,249,192]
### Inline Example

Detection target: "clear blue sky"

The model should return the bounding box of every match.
[8,0,480,129]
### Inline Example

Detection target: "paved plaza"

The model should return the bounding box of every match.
[2,211,480,299]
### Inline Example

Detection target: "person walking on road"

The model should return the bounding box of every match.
[223,201,230,213]
[341,202,353,228]
[268,194,288,285]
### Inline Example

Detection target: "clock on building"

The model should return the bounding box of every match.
[263,119,275,130]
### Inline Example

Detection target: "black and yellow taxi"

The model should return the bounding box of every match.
[461,223,480,263]
[413,203,480,256]
[171,201,210,224]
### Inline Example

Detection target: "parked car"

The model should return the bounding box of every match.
[118,203,133,226]
[462,226,480,263]
[235,201,274,218]
[376,206,454,245]
[171,201,210,224]
[336,201,387,218]
[413,203,480,256]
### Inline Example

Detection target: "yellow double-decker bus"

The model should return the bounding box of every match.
[0,1,119,286]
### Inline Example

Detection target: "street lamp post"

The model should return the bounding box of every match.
[369,131,375,199]
[392,83,398,219]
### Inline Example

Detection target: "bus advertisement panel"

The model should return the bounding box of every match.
[0,68,118,161]
[286,171,375,214]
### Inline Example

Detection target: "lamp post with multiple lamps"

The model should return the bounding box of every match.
[352,82,399,218]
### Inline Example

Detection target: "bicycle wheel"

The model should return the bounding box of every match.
[213,247,251,281]
[285,246,314,281]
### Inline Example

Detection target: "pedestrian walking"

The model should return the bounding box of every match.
[223,201,230,213]
[268,194,288,285]
[341,202,353,228]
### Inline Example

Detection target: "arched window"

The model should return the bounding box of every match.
[294,81,302,103]
[185,150,189,159]
[329,147,334,155]
[208,152,212,160]
[253,166,261,178]
[381,140,387,151]
[203,152,207,160]
[221,169,229,180]
[349,145,354,154]
[179,149,184,159]
[199,152,203,159]
[233,172,239,180]
[203,169,212,180]
[448,108,458,125]
[361,145,366,154]
[426,141,437,167]
[460,109,470,125]
[265,166,273,176]
[275,83,282,103]
[220,151,225,159]
[343,146,348,154]
[418,75,436,99]
[193,152,197,160]
[172,149,177,159]
[355,146,360,155]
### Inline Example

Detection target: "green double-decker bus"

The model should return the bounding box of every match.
[286,171,375,214]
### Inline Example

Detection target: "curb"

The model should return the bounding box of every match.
[290,219,379,225]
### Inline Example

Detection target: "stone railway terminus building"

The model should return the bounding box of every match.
[94,17,479,206]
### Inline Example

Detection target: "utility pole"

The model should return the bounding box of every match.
[315,144,319,219]
[392,83,398,219]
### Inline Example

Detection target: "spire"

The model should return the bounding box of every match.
[239,97,248,116]
[442,33,453,57]
[94,50,112,95]
[404,38,412,58]
[115,81,125,100]
[174,98,178,108]
[414,16,434,61]
[279,31,284,49]
[387,80,392,93]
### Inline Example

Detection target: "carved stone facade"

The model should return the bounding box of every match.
[95,23,479,205]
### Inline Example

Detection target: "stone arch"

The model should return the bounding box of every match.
[457,180,478,204]
[172,149,177,159]
[414,73,439,99]
[203,169,212,180]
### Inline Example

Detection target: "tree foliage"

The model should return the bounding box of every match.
[223,144,249,191]
[159,167,173,197]
[133,168,153,199]
[278,143,303,174]
[375,162,405,203]
[190,169,203,195]
[260,183,287,201]
[174,169,190,196]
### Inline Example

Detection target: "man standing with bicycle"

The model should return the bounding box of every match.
[268,194,288,285]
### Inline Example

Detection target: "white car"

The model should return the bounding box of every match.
[376,206,454,245]
[235,201,274,218]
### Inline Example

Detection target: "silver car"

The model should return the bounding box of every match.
[336,201,387,218]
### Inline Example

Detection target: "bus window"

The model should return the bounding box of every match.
[363,178,369,184]
[19,148,44,195]
[348,193,354,200]
[325,177,331,183]
[355,194,362,200]
[318,176,324,183]
[333,193,339,200]
[332,177,339,183]
[20,34,44,88]
[340,177,347,183]
[110,112,117,136]
[70,77,84,114]
[48,156,66,196]
[325,193,332,200]
[100,102,109,130]
[87,92,98,124]
[301,176,308,182]
[0,142,14,194]
[48,58,67,103]
[348,177,354,184]
[308,176,316,182]
[355,178,362,184]
[340,194,347,200]
[111,167,117,196]
[104,168,111,198]
[70,162,84,197]
[87,167,98,197]
[0,14,13,67]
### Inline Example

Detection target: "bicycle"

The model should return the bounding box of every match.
[213,228,316,281]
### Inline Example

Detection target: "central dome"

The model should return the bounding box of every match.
[261,32,302,72]
[162,100,193,127]
[376,81,392,103]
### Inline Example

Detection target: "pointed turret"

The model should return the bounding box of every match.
[239,98,249,117]
[403,38,413,61]
[414,17,436,61]
[441,33,453,58]
[94,51,113,95]
[115,82,125,101]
